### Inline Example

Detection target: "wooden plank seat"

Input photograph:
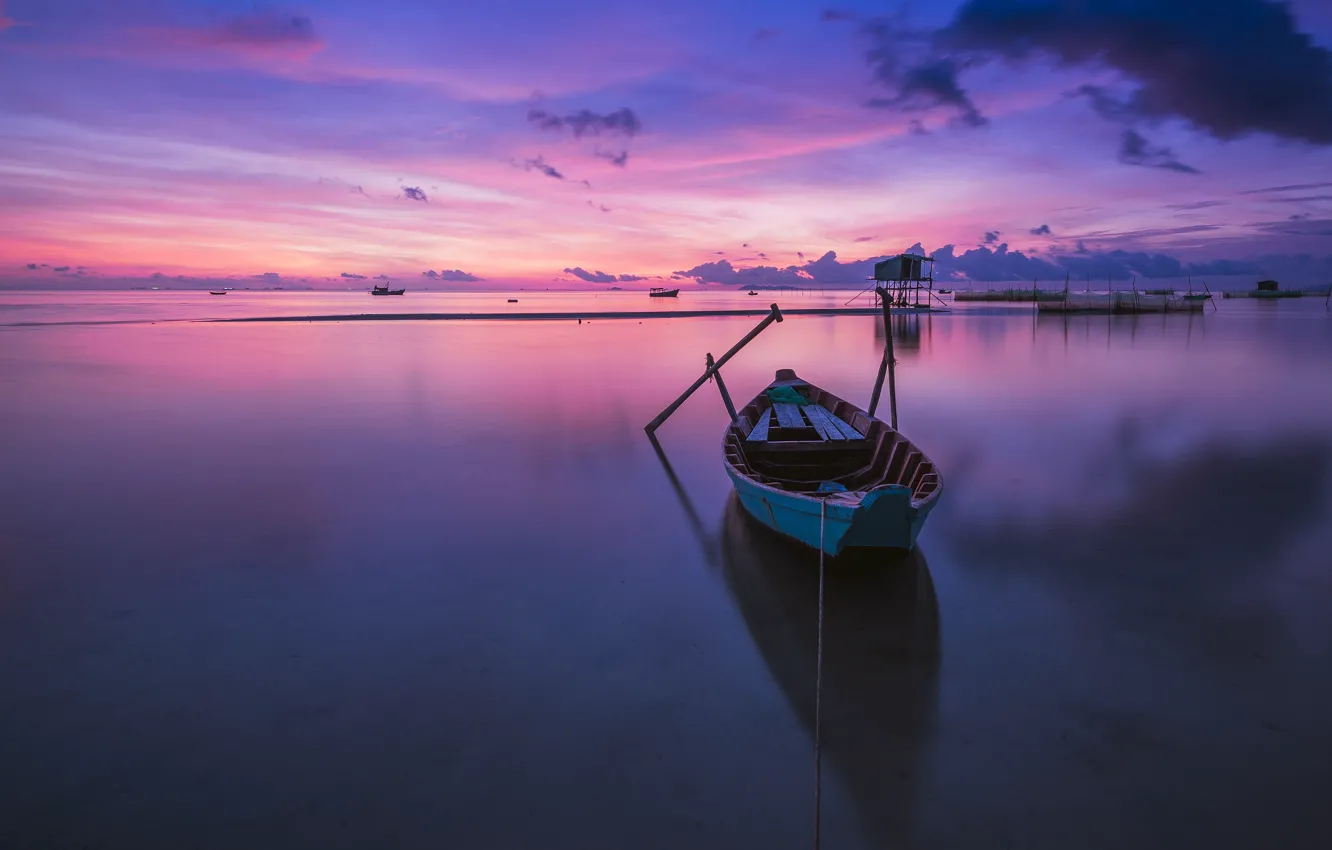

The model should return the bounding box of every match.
[746,409,772,442]
[747,401,865,444]
[772,402,805,430]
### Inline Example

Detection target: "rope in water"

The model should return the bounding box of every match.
[813,499,826,850]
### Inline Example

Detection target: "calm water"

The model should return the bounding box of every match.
[2,293,1331,849]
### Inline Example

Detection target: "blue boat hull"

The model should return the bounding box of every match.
[723,370,941,557]
[727,469,932,556]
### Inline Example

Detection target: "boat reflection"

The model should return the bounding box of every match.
[719,494,940,848]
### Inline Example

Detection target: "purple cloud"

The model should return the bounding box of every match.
[524,156,564,180]
[563,267,643,283]
[421,269,481,282]
[527,107,642,139]
[402,186,428,202]
[1117,130,1199,173]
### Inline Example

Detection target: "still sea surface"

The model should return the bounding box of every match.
[3,290,1331,849]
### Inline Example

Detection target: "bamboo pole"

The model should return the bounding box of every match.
[868,288,898,429]
[705,353,738,422]
[644,304,783,433]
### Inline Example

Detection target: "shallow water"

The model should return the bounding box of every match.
[2,295,1331,849]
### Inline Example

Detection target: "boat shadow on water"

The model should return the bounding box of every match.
[719,494,940,848]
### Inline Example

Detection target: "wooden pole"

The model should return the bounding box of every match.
[644,304,783,433]
[868,288,898,429]
[705,353,738,422]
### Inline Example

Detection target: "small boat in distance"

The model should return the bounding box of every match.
[937,288,952,294]
[209,290,227,295]
[371,284,405,296]
[649,287,680,298]
[507,298,518,303]
[724,370,941,555]
[748,290,758,295]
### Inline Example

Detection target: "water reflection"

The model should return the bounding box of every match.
[719,495,939,848]
[873,312,928,357]
[953,431,1331,664]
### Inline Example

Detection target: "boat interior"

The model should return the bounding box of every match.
[725,373,939,500]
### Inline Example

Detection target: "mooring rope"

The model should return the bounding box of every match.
[813,499,827,850]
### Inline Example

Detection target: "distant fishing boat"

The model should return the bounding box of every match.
[371,284,405,296]
[208,290,227,295]
[724,370,941,555]
[507,298,518,302]
[937,288,952,294]
[748,290,758,296]
[649,287,680,298]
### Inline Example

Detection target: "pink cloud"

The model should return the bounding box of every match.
[132,10,324,66]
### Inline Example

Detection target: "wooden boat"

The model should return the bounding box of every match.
[371,284,405,296]
[724,369,941,555]
[747,290,758,295]
[208,290,227,295]
[648,287,680,298]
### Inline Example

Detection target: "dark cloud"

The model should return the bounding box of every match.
[524,156,564,180]
[562,267,646,284]
[374,274,389,280]
[983,231,1000,243]
[439,269,482,282]
[53,266,70,272]
[422,269,481,282]
[854,235,877,243]
[1117,129,1199,173]
[1254,218,1332,237]
[340,272,366,279]
[942,0,1332,144]
[253,272,281,282]
[527,107,642,139]
[564,267,617,283]
[673,240,1332,290]
[26,263,37,270]
[1072,84,1139,123]
[1030,224,1052,236]
[1270,195,1332,204]
[821,9,858,23]
[595,149,629,168]
[1165,200,1229,210]
[865,50,986,127]
[675,250,878,288]
[586,201,612,212]
[1240,182,1332,195]
[402,186,428,202]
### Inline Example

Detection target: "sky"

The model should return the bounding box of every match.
[2,0,1331,289]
